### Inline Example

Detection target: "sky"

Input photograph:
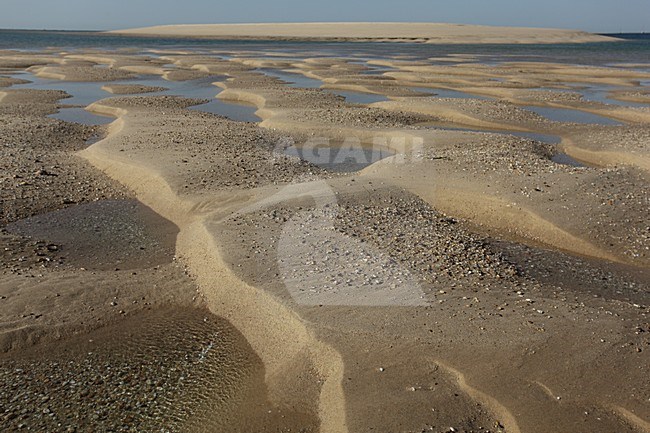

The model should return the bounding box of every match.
[1,0,648,33]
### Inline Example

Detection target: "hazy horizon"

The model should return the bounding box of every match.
[0,23,648,35]
[0,0,648,34]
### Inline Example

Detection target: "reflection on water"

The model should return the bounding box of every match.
[508,131,561,144]
[2,30,650,68]
[51,107,114,125]
[9,73,260,124]
[188,98,259,122]
[411,87,491,100]
[524,105,623,125]
[12,75,112,106]
[329,90,389,104]
[577,86,650,107]
[257,68,390,104]
[132,76,261,122]
[258,68,323,88]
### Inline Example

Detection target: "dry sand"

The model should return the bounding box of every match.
[110,22,619,44]
[0,49,648,433]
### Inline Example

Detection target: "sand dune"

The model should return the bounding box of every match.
[110,22,619,44]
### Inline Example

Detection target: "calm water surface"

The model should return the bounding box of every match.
[1,30,649,66]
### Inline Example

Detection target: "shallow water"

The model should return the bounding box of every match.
[330,90,390,104]
[508,131,562,144]
[258,68,391,104]
[52,107,115,125]
[133,76,261,122]
[3,30,650,68]
[11,75,118,124]
[349,60,398,75]
[258,68,323,89]
[550,153,585,167]
[188,98,260,121]
[524,105,623,125]
[411,86,491,100]
[0,307,277,432]
[12,75,112,106]
[10,73,261,123]
[576,86,649,107]
[538,85,650,108]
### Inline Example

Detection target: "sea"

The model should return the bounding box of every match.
[0,29,649,68]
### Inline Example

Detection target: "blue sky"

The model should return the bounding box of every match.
[1,0,648,32]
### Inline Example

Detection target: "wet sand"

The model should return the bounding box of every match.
[0,49,648,433]
[0,69,308,431]
[0,308,283,432]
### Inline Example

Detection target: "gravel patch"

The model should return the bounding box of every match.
[0,308,264,433]
[101,84,167,95]
[97,96,331,192]
[6,200,178,271]
[0,90,131,225]
[334,189,521,285]
[291,105,434,128]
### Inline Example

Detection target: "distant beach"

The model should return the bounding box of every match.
[109,22,620,44]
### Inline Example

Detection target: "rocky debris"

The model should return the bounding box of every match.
[0,229,64,272]
[0,110,131,225]
[101,84,168,95]
[564,167,650,263]
[0,89,70,117]
[0,76,30,88]
[0,56,55,70]
[490,238,650,307]
[512,89,585,103]
[164,69,212,82]
[98,95,209,110]
[334,189,521,285]
[434,97,552,125]
[292,105,435,128]
[220,69,438,128]
[422,131,648,265]
[5,199,178,271]
[1,51,648,433]
[97,96,331,191]
[225,72,296,91]
[567,124,650,151]
[611,90,650,104]
[30,65,135,82]
[230,187,520,294]
[423,133,568,175]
